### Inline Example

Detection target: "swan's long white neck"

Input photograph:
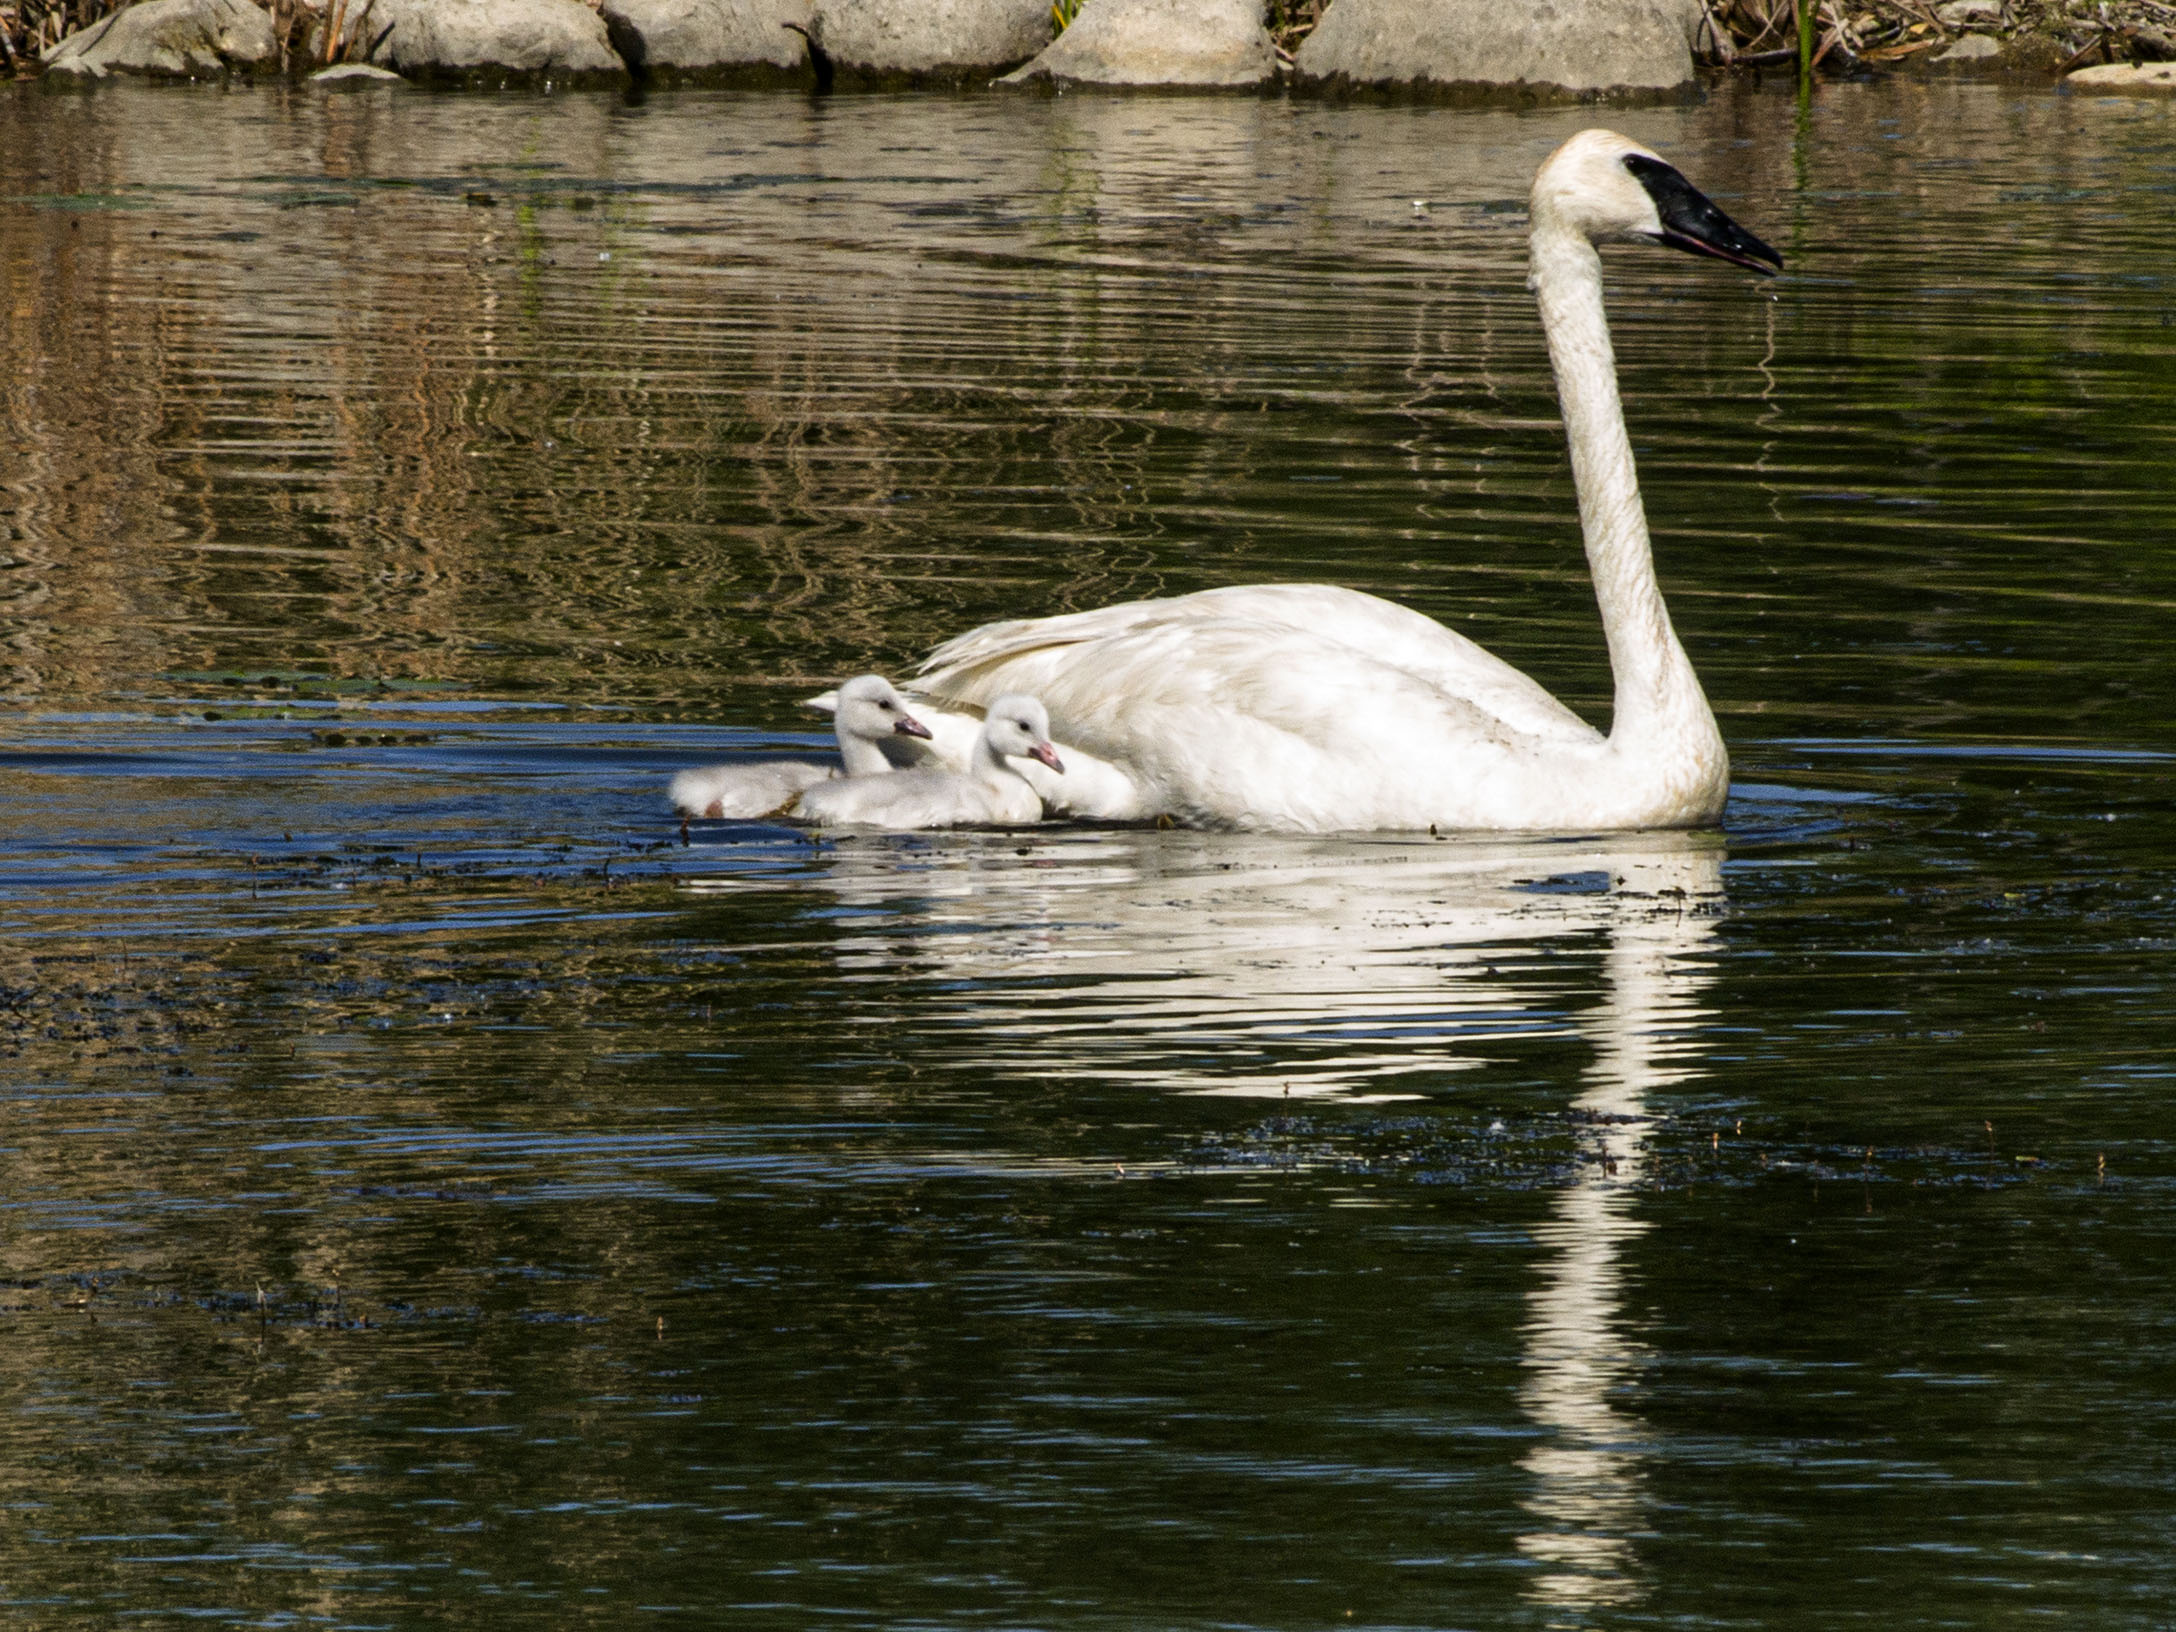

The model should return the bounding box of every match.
[970,732,1024,791]
[1529,225,1719,760]
[836,724,892,778]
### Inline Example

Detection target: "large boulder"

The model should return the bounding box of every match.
[1930,31,2004,65]
[309,60,405,83]
[599,0,811,78]
[809,0,1050,77]
[1002,0,1274,86]
[43,0,279,79]
[340,0,627,84]
[1294,0,1700,95]
[2068,60,2176,92]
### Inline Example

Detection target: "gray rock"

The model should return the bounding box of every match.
[1932,30,2002,61]
[43,0,279,79]
[309,60,405,83]
[599,0,811,77]
[810,0,1050,77]
[2067,60,2176,91]
[1933,0,2002,25]
[336,0,627,83]
[1294,0,1699,95]
[1002,0,1274,87]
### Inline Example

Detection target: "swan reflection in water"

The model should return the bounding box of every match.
[682,826,1722,1607]
[1513,840,1720,1616]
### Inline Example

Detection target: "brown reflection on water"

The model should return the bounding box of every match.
[9,79,2167,750]
[0,83,1776,721]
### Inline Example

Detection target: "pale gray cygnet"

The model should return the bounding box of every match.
[791,694,1062,829]
[669,674,933,820]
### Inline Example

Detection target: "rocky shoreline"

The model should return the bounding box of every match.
[1698,0,2176,76]
[6,0,2175,94]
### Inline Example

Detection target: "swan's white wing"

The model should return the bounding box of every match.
[670,759,834,819]
[802,584,1601,828]
[919,614,1606,832]
[918,584,1597,748]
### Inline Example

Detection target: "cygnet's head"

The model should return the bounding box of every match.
[835,674,933,743]
[1530,129,1780,275]
[982,694,1064,774]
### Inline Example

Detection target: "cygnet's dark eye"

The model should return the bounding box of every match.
[878,699,894,711]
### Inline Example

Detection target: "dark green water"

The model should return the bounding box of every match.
[4,74,2176,1629]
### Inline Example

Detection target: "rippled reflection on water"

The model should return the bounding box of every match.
[5,74,2176,1630]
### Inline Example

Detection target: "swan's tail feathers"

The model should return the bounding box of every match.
[915,598,1176,693]
[669,766,732,819]
[670,761,835,820]
[802,689,839,715]
[915,588,1376,685]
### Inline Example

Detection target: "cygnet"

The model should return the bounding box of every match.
[669,674,932,819]
[791,694,1063,829]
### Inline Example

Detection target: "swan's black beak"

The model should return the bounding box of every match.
[1623,154,1782,277]
[1028,742,1064,774]
[894,714,934,741]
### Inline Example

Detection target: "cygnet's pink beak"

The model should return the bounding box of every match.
[894,714,934,741]
[1028,741,1064,774]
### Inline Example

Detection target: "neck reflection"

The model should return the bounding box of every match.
[1517,845,1721,1615]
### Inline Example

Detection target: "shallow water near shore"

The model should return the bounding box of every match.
[5,73,2176,1629]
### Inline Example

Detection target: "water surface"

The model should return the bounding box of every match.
[4,75,2176,1629]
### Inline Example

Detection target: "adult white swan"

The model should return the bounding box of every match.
[885,131,1780,833]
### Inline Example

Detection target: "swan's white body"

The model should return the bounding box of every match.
[846,132,1772,835]
[671,675,928,819]
[670,757,832,821]
[792,694,1062,830]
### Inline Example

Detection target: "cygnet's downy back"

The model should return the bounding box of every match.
[670,675,932,819]
[792,693,1063,830]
